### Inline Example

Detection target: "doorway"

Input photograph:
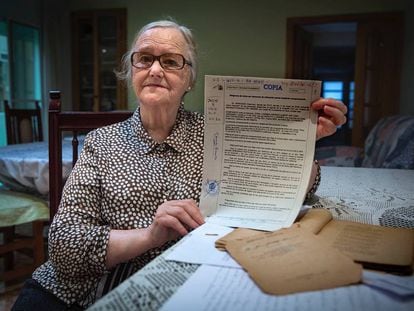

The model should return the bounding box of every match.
[286,12,404,147]
[303,22,356,147]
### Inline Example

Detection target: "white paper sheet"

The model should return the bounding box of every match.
[200,75,320,231]
[161,265,414,311]
[165,223,241,268]
[363,270,414,297]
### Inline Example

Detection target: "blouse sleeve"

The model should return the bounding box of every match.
[48,130,111,278]
[305,160,321,200]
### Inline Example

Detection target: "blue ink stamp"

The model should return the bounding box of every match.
[205,180,219,195]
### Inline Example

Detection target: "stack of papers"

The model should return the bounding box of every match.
[164,222,414,310]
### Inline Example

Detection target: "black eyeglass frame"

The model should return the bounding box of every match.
[130,52,192,70]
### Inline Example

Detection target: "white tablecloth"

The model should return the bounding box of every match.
[310,166,414,228]
[0,138,84,196]
[89,166,414,311]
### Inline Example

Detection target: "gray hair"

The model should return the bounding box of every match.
[116,20,198,89]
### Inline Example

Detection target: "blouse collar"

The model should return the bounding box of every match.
[131,103,190,154]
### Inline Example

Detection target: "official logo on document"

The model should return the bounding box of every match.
[205,179,219,195]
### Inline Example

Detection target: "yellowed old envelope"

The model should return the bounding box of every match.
[215,227,264,251]
[225,226,362,295]
[297,208,414,274]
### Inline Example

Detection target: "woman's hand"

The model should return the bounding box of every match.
[147,199,205,247]
[106,199,204,268]
[311,98,348,140]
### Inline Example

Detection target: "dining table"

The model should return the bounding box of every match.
[0,137,85,197]
[88,166,414,311]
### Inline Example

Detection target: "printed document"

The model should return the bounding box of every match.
[160,265,414,311]
[200,75,321,231]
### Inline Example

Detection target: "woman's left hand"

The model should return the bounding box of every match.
[311,98,348,140]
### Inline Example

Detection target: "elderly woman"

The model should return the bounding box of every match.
[13,20,347,310]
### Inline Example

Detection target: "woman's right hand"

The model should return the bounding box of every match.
[147,199,205,248]
[106,199,204,268]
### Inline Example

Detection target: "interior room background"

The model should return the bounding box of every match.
[0,0,413,147]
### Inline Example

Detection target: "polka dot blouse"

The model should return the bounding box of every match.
[31,104,321,308]
[32,104,205,307]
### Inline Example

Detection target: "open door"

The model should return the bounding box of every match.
[286,12,404,147]
[353,17,404,146]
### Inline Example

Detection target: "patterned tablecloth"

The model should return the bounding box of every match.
[89,166,414,311]
[311,166,414,228]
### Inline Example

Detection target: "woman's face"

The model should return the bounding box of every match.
[132,27,191,111]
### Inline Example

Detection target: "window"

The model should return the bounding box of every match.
[0,20,10,146]
[322,81,343,101]
[322,80,354,129]
[0,20,41,146]
[11,22,42,103]
[348,81,355,128]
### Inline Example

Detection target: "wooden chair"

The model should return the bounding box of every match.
[48,90,132,221]
[1,100,48,284]
[4,99,43,144]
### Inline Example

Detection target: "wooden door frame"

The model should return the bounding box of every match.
[286,12,404,147]
[286,12,403,78]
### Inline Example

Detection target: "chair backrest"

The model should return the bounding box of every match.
[4,99,43,144]
[48,90,133,221]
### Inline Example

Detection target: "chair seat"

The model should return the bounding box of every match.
[0,190,49,227]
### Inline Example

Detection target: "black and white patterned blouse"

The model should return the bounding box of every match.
[32,104,321,308]
[32,104,205,307]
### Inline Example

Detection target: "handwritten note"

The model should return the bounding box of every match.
[225,226,362,295]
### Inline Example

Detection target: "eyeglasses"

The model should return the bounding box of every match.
[131,52,192,70]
